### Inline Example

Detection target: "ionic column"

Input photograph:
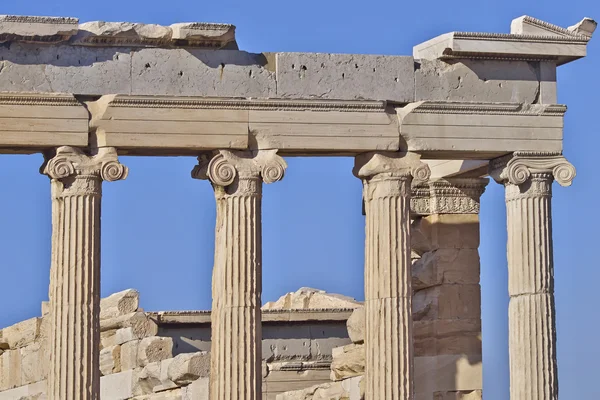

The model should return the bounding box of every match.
[192,150,286,400]
[490,152,576,400]
[354,152,430,400]
[42,146,128,400]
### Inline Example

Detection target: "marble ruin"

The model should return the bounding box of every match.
[0,12,596,400]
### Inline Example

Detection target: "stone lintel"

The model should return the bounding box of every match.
[0,92,570,160]
[0,93,88,152]
[149,309,355,325]
[399,102,566,157]
[414,15,595,65]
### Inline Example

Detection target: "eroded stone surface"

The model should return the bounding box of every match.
[263,288,361,310]
[415,59,540,103]
[138,337,173,367]
[100,289,139,320]
[330,344,364,382]
[0,15,78,43]
[276,376,364,400]
[167,352,210,385]
[346,307,365,344]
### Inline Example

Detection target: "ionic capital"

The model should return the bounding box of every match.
[489,152,576,187]
[354,151,431,182]
[192,150,287,194]
[41,146,128,195]
[411,178,489,215]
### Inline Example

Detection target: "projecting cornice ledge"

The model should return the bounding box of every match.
[414,15,597,65]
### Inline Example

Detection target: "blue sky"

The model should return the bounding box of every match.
[0,0,597,398]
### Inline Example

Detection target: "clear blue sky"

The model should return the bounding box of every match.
[0,1,596,398]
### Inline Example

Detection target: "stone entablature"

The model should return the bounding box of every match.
[0,11,594,400]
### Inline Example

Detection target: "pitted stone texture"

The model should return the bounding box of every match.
[263,288,361,310]
[276,53,414,102]
[415,59,540,103]
[346,307,365,344]
[131,49,275,97]
[137,337,173,367]
[277,53,414,102]
[0,43,131,94]
[100,289,140,320]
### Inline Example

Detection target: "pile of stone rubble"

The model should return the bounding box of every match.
[0,289,210,399]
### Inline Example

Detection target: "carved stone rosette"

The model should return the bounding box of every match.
[354,152,430,400]
[411,178,489,215]
[490,152,575,400]
[41,146,127,400]
[192,150,286,400]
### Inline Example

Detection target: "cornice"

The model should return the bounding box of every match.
[109,96,387,112]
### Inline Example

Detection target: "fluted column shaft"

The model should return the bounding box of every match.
[491,152,576,400]
[193,150,286,400]
[506,175,557,400]
[355,152,430,400]
[42,146,128,400]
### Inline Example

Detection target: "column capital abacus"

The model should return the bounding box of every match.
[489,151,576,187]
[41,146,128,196]
[353,151,431,182]
[192,150,287,195]
[411,177,489,215]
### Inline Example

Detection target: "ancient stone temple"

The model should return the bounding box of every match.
[0,13,596,400]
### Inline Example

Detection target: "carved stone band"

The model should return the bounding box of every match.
[192,150,287,191]
[411,178,489,215]
[489,152,576,187]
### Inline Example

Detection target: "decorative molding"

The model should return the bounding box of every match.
[410,102,567,116]
[109,96,387,112]
[489,152,576,187]
[518,15,588,38]
[453,31,589,44]
[173,22,233,31]
[268,361,332,371]
[0,94,81,107]
[411,178,489,215]
[0,15,79,25]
